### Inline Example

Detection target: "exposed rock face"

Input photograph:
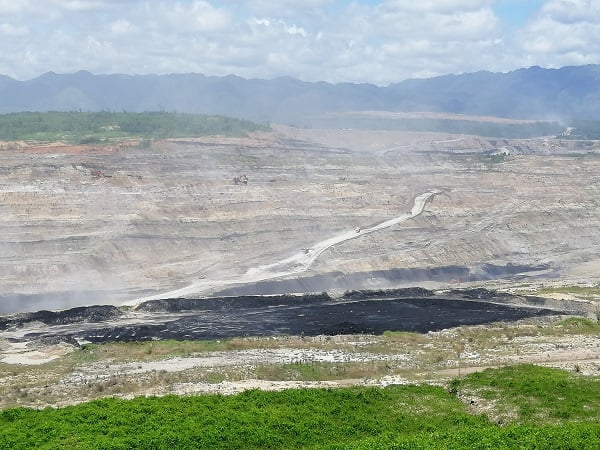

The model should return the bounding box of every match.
[1,126,599,314]
[342,287,434,300]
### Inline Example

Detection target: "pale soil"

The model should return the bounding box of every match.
[127,190,440,303]
[1,316,597,409]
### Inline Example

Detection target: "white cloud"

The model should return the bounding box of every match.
[286,24,307,37]
[516,0,600,67]
[0,0,30,14]
[0,22,28,36]
[541,0,600,23]
[0,0,598,84]
[248,18,308,38]
[54,1,114,12]
[381,0,492,14]
[157,1,231,33]
[109,19,136,35]
[238,0,333,18]
[370,4,498,40]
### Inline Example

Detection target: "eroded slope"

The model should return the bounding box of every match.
[1,128,599,312]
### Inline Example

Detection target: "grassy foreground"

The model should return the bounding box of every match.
[0,365,598,449]
[0,111,269,143]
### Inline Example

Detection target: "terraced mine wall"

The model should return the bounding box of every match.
[2,129,600,316]
[213,263,552,297]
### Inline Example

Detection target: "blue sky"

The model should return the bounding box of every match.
[493,0,546,25]
[0,0,598,84]
[333,0,545,26]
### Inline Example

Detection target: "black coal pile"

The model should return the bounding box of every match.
[342,287,434,300]
[0,289,578,345]
[0,305,123,331]
[136,293,331,313]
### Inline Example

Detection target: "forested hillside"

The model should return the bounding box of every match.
[0,112,268,143]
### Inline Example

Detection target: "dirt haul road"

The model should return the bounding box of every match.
[127,190,441,304]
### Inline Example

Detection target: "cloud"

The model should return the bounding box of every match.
[541,0,600,24]
[516,0,600,67]
[381,0,492,14]
[0,0,31,15]
[236,0,334,19]
[109,19,137,36]
[0,0,598,84]
[0,22,28,37]
[312,0,503,81]
[156,1,231,34]
[368,2,498,40]
[52,1,117,12]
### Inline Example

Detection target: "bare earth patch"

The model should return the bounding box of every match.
[1,316,598,409]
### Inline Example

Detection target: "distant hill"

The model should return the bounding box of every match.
[2,65,600,122]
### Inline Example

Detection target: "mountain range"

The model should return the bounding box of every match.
[1,65,600,122]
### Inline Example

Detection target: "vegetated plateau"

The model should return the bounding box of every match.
[0,110,599,449]
[0,111,268,144]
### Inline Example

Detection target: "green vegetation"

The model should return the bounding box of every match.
[453,365,600,424]
[485,153,509,164]
[0,365,598,449]
[536,284,600,300]
[0,111,269,143]
[253,361,395,381]
[557,317,600,333]
[75,337,283,362]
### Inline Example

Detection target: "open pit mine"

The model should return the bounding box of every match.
[1,124,599,367]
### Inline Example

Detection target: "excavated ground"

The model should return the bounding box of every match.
[1,126,599,407]
[0,289,597,409]
[1,126,599,314]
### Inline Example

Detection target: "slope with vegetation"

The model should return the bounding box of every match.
[0,365,598,449]
[0,111,269,144]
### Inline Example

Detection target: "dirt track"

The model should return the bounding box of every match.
[128,190,440,304]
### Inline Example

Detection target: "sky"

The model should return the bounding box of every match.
[0,0,598,85]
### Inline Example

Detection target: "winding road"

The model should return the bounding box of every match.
[126,190,440,305]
